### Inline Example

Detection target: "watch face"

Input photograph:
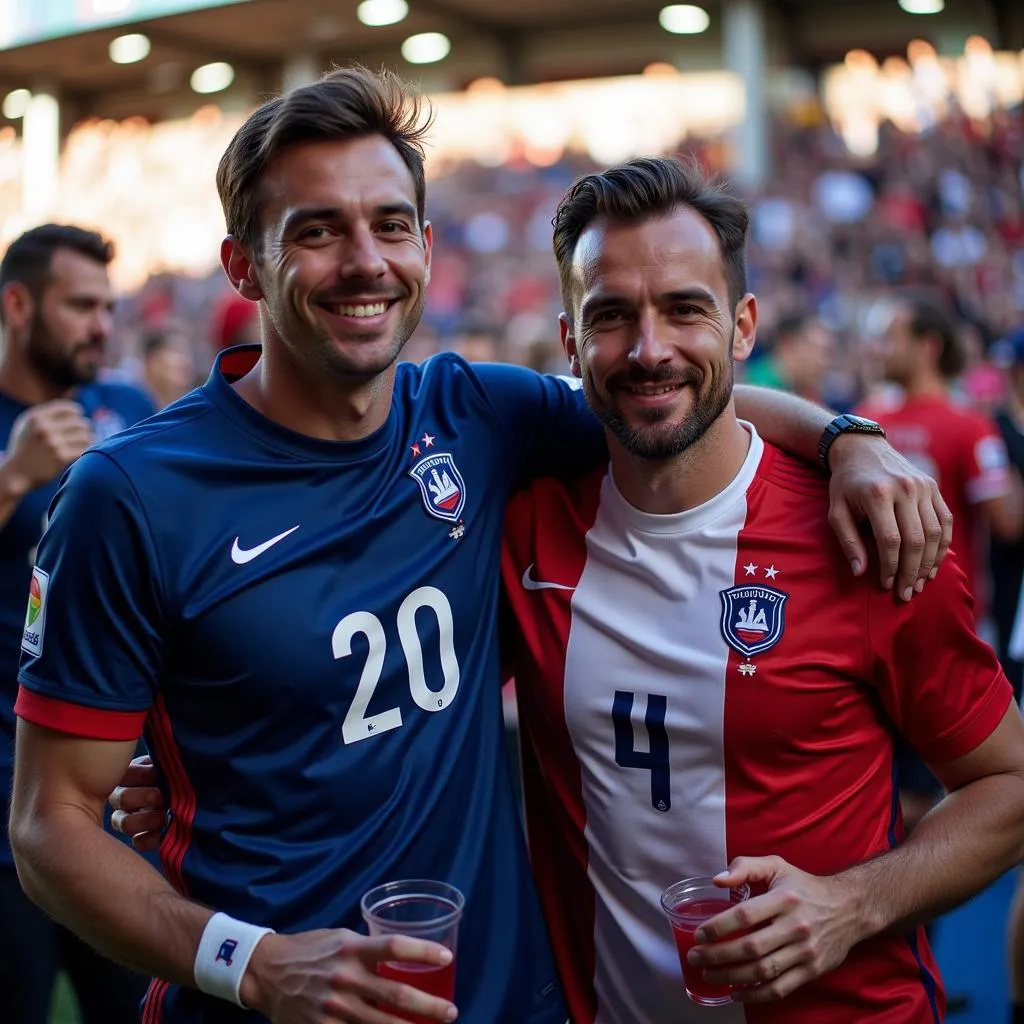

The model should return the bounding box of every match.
[846,415,881,430]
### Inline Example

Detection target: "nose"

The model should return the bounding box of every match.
[628,309,673,372]
[339,223,387,280]
[92,307,113,342]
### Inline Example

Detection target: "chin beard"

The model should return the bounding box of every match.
[586,361,734,462]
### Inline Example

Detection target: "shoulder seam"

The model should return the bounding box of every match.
[94,401,216,457]
[86,450,169,624]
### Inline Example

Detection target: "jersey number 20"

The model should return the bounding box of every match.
[332,586,460,745]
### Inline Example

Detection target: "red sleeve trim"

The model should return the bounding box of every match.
[915,674,1014,763]
[14,686,148,741]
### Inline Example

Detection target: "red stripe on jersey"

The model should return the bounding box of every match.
[142,978,169,1024]
[14,686,147,740]
[146,692,196,897]
[504,470,605,1024]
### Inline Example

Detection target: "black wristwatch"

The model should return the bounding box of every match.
[818,414,886,472]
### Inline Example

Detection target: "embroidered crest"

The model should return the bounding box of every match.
[719,584,788,659]
[409,452,466,523]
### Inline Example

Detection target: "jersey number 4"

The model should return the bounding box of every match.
[612,690,671,812]
[333,586,460,745]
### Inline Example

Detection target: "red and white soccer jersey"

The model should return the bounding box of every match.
[856,392,1012,614]
[502,426,1012,1024]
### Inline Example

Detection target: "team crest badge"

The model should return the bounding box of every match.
[409,452,466,523]
[719,584,788,666]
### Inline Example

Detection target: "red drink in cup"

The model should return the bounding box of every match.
[661,876,750,1006]
[377,960,456,1023]
[361,879,464,1024]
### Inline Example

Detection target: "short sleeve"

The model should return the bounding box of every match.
[471,363,607,485]
[964,415,1012,504]
[867,551,1012,763]
[15,451,164,740]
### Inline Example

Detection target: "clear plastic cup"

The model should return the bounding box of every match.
[361,879,464,1024]
[661,875,751,1006]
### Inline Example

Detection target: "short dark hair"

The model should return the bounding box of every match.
[0,223,114,318]
[552,156,749,315]
[142,327,183,359]
[774,311,815,347]
[216,64,432,259]
[904,295,964,379]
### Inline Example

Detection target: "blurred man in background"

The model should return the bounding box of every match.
[859,295,1022,619]
[0,223,154,1022]
[140,325,198,410]
[744,311,833,404]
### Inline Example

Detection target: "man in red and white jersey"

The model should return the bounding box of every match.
[501,157,1024,1024]
[856,297,1023,615]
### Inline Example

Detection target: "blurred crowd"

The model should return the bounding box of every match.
[104,102,1024,422]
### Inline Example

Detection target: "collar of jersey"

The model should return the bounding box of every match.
[604,422,764,535]
[202,344,400,463]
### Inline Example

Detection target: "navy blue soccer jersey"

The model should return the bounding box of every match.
[0,381,154,867]
[16,346,605,1024]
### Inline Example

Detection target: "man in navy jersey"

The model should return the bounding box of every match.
[0,224,154,1022]
[11,68,949,1024]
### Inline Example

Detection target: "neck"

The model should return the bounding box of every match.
[0,353,73,406]
[609,405,751,515]
[902,369,947,400]
[234,340,397,442]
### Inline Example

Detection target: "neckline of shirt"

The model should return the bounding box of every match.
[202,345,401,463]
[604,422,764,535]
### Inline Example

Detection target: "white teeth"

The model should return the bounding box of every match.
[331,302,388,317]
[624,385,679,395]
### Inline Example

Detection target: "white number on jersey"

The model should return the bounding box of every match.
[333,586,461,745]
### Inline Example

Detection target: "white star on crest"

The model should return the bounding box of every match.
[422,433,436,448]
[764,565,779,580]
[744,562,758,576]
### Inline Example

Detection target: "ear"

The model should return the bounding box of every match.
[0,281,34,335]
[731,293,758,363]
[220,236,264,302]
[559,312,582,378]
[422,220,433,288]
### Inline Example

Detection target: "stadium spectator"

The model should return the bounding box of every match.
[0,224,154,1024]
[9,67,947,1024]
[744,311,834,403]
[140,325,198,410]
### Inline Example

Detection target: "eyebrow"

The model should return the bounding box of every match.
[282,202,418,235]
[580,287,719,321]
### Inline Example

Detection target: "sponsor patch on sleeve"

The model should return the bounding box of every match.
[22,566,49,657]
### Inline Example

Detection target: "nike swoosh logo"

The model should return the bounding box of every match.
[231,525,300,565]
[521,563,575,592]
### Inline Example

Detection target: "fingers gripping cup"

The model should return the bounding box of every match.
[361,879,464,1024]
[660,876,750,1006]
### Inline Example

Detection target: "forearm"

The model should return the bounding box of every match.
[733,385,833,466]
[0,459,30,531]
[841,771,1024,940]
[12,808,212,985]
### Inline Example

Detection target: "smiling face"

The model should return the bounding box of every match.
[228,134,432,383]
[561,206,755,461]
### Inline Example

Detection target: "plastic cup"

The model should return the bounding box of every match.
[361,879,464,1024]
[661,875,751,1006]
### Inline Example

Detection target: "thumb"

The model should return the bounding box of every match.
[714,855,786,889]
[828,496,866,577]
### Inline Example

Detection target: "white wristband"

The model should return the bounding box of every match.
[194,912,274,1008]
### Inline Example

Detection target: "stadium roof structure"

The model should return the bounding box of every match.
[0,0,1021,126]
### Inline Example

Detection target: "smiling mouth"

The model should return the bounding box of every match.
[321,300,395,318]
[620,383,685,396]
